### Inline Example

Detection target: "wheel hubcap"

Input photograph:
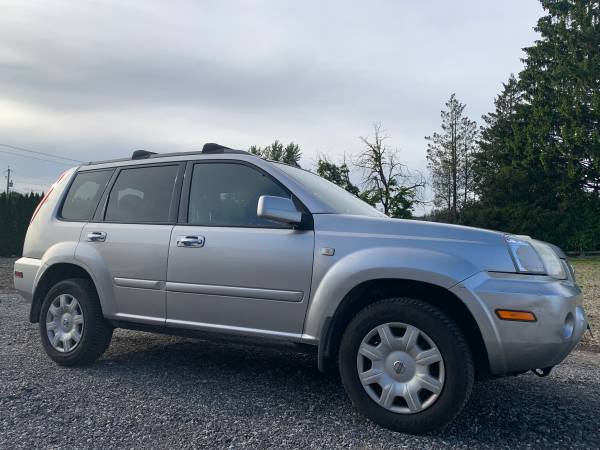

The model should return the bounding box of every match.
[386,351,416,381]
[356,322,445,414]
[46,294,84,353]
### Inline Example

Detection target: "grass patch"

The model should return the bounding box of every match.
[569,256,600,351]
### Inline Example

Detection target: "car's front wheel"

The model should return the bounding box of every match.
[39,278,113,366]
[339,297,474,434]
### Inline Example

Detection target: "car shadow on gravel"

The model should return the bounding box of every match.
[74,330,599,448]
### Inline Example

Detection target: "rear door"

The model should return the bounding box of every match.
[166,161,314,338]
[76,163,184,325]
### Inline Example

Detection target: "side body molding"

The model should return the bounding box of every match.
[301,246,481,343]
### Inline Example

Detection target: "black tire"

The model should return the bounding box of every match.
[339,297,474,434]
[39,278,113,366]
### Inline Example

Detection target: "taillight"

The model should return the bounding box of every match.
[30,170,69,224]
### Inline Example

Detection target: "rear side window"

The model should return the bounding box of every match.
[105,165,179,223]
[61,170,113,221]
[187,163,291,227]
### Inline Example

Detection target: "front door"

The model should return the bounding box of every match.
[166,162,314,338]
[77,163,182,325]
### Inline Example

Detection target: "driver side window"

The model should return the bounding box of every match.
[187,163,291,227]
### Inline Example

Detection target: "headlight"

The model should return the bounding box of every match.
[504,235,566,279]
[505,236,545,274]
[530,240,567,279]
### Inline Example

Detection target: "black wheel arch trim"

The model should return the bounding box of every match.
[316,278,490,376]
[30,262,100,323]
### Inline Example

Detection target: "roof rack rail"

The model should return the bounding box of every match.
[131,149,157,160]
[201,143,247,154]
[84,144,251,166]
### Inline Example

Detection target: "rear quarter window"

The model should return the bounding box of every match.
[60,170,113,221]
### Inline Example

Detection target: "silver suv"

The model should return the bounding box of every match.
[14,144,588,433]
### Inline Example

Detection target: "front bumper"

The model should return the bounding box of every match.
[13,257,42,303]
[452,271,588,375]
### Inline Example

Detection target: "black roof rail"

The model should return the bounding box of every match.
[131,149,157,160]
[201,143,247,154]
[83,144,250,166]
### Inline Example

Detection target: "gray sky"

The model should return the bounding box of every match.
[1,0,543,203]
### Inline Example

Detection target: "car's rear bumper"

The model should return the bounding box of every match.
[452,271,588,375]
[13,257,42,302]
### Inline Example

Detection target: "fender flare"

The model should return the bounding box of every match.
[30,242,106,322]
[300,247,481,369]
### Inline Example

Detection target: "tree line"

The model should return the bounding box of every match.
[0,192,43,256]
[250,0,600,252]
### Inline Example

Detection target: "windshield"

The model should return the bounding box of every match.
[273,163,384,217]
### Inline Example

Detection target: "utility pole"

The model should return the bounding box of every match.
[5,166,12,195]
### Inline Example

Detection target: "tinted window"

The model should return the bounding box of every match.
[61,170,113,221]
[105,165,179,223]
[188,163,290,227]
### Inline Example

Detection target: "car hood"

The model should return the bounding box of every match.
[314,214,506,244]
[312,214,517,273]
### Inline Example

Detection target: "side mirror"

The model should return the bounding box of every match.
[257,195,302,225]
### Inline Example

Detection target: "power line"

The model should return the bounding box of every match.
[0,143,82,163]
[15,180,51,187]
[0,149,75,166]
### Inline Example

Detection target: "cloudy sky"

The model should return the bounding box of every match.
[1,0,543,202]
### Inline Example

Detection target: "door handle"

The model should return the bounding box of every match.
[176,235,205,248]
[87,231,107,242]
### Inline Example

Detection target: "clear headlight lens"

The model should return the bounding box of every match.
[505,235,567,279]
[529,240,566,279]
[505,236,545,274]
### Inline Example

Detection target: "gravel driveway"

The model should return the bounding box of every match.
[1,260,599,449]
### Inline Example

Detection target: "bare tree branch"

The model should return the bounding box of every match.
[356,123,425,218]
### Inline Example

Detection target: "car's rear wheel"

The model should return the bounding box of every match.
[339,297,474,434]
[39,278,113,366]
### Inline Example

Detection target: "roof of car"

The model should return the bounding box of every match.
[81,143,249,166]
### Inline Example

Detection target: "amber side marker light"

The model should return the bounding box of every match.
[495,309,537,322]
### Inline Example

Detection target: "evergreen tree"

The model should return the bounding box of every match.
[282,142,302,167]
[248,140,302,167]
[468,0,600,250]
[316,156,361,196]
[0,192,43,256]
[425,94,478,223]
[520,0,600,196]
[266,140,284,162]
[248,145,262,157]
[474,74,524,206]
